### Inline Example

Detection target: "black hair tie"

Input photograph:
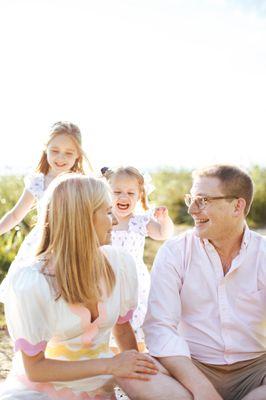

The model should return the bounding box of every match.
[101,167,109,176]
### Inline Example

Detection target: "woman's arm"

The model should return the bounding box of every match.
[147,206,174,240]
[22,348,158,383]
[0,189,35,235]
[112,321,138,352]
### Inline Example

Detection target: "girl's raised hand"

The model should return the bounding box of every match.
[109,350,158,381]
[154,206,169,222]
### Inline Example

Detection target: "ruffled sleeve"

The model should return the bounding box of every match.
[116,250,138,324]
[24,172,44,199]
[4,265,56,356]
[128,210,154,237]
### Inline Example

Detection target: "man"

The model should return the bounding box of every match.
[142,165,265,400]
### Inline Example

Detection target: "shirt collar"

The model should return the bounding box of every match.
[241,222,250,249]
[199,222,251,250]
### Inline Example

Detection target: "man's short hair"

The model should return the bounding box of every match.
[192,165,254,216]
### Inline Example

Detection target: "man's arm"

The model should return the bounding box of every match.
[143,240,222,400]
[159,356,222,400]
[143,242,191,358]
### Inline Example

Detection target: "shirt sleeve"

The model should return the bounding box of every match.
[128,210,153,237]
[143,241,191,358]
[24,172,43,199]
[4,267,56,356]
[116,250,138,324]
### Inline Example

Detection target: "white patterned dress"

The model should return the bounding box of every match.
[0,172,46,303]
[111,213,152,345]
[0,246,137,400]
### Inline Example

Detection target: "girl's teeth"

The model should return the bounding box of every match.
[118,204,129,210]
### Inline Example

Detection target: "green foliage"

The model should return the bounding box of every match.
[0,176,37,282]
[149,168,193,224]
[248,166,266,228]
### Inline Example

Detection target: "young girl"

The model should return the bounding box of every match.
[0,174,158,399]
[0,121,91,302]
[102,166,174,351]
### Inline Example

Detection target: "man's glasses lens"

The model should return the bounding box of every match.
[184,195,204,209]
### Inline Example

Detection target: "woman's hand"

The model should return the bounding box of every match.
[109,350,158,381]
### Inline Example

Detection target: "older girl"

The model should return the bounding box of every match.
[0,121,91,302]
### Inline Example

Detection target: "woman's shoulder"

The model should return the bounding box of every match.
[101,245,135,274]
[9,260,50,296]
[101,244,132,262]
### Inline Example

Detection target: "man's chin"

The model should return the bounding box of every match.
[194,225,208,239]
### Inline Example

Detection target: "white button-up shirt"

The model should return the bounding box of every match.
[143,226,266,364]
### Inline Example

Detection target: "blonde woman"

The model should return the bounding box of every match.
[0,175,158,400]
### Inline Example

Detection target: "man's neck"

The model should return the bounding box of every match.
[209,222,246,274]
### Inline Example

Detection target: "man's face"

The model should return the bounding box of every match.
[188,176,238,241]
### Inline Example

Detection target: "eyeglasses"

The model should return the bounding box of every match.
[184,194,238,210]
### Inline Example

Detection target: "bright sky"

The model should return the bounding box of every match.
[0,0,266,174]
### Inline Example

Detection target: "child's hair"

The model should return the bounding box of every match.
[37,174,115,304]
[36,121,93,175]
[101,166,149,210]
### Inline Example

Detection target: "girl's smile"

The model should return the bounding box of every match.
[46,133,79,175]
[111,174,140,220]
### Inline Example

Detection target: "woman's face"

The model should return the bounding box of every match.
[93,196,118,245]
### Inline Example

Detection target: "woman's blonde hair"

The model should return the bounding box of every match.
[37,174,115,304]
[36,121,93,175]
[102,166,149,210]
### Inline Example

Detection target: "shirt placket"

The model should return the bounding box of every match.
[204,242,238,363]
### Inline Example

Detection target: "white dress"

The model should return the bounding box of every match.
[0,246,137,400]
[0,173,46,303]
[111,213,152,344]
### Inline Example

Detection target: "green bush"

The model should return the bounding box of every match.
[149,168,193,225]
[248,166,266,228]
[0,176,36,282]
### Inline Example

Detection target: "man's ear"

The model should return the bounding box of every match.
[233,198,246,216]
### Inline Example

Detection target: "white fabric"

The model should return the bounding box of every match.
[111,212,152,343]
[0,173,45,303]
[1,246,137,399]
[143,227,266,364]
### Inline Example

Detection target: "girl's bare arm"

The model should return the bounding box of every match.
[0,189,35,235]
